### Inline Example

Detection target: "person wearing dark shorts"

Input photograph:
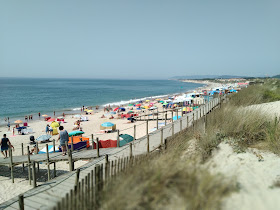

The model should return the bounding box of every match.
[57,126,69,156]
[0,134,14,158]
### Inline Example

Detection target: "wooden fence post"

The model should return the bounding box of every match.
[96,137,100,157]
[172,122,174,136]
[147,134,150,153]
[180,118,182,131]
[32,161,37,188]
[156,114,159,130]
[117,130,120,147]
[9,148,14,183]
[164,138,167,150]
[187,115,189,128]
[68,150,74,171]
[75,168,80,187]
[133,125,136,143]
[18,194,24,210]
[161,128,163,145]
[91,134,94,150]
[105,154,109,182]
[27,146,31,185]
[21,143,24,171]
[46,144,51,181]
[129,143,133,159]
[52,140,56,178]
[146,120,148,136]
[71,136,74,152]
[165,112,167,126]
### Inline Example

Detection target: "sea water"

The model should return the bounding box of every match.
[0,78,203,126]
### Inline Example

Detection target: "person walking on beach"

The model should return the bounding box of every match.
[38,112,41,118]
[57,126,69,156]
[46,124,50,134]
[0,134,14,158]
[7,122,10,131]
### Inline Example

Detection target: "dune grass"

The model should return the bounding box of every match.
[197,79,280,160]
[100,131,236,210]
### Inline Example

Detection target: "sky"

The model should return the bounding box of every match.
[0,0,279,79]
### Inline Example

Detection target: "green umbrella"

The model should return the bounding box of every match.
[163,102,168,105]
[128,104,134,106]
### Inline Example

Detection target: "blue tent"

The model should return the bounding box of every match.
[101,122,115,127]
[173,116,181,121]
[119,134,133,147]
[119,107,126,111]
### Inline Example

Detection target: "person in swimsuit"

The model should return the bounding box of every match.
[57,126,69,156]
[0,134,14,158]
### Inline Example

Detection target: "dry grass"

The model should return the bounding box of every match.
[100,131,236,210]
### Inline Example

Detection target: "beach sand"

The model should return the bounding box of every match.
[208,100,280,210]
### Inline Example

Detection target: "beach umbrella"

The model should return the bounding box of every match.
[128,104,134,106]
[146,100,150,102]
[136,108,141,110]
[84,109,88,112]
[119,108,126,111]
[86,110,93,113]
[119,134,134,147]
[127,111,134,113]
[57,116,64,119]
[149,107,158,110]
[173,116,181,121]
[113,107,119,111]
[183,107,187,111]
[136,104,141,107]
[101,122,115,127]
[110,111,117,114]
[36,134,52,142]
[163,103,168,105]
[14,120,23,124]
[42,114,48,117]
[50,121,60,128]
[47,118,56,122]
[68,130,84,137]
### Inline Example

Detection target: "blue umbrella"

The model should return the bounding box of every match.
[173,116,181,121]
[119,108,126,111]
[110,111,117,114]
[36,134,52,142]
[68,131,84,137]
[101,122,115,127]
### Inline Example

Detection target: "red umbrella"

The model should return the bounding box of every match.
[136,104,141,107]
[113,107,119,111]
[47,118,56,122]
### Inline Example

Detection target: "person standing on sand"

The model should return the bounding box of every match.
[38,112,41,118]
[57,126,69,156]
[0,134,14,158]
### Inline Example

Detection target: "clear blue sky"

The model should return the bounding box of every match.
[0,0,279,79]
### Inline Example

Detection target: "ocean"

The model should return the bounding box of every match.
[0,78,203,126]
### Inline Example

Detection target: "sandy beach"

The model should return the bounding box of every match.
[0,80,221,204]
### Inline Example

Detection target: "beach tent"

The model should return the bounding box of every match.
[173,116,181,121]
[119,108,126,111]
[119,134,134,147]
[67,136,90,150]
[38,145,60,154]
[68,130,84,137]
[51,121,59,128]
[100,122,116,131]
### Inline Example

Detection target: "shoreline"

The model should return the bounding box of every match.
[0,80,206,128]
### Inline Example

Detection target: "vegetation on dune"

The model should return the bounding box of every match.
[100,132,236,210]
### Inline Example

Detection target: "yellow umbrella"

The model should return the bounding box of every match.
[183,107,187,111]
[144,106,149,109]
[145,100,150,102]
[50,121,60,128]
[42,114,48,117]
[87,110,93,113]
[14,120,23,124]
[84,109,88,112]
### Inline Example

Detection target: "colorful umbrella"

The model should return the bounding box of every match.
[128,104,134,106]
[113,107,119,111]
[47,118,56,122]
[14,120,23,124]
[136,104,141,107]
[86,110,93,113]
[42,114,48,117]
[68,130,84,137]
